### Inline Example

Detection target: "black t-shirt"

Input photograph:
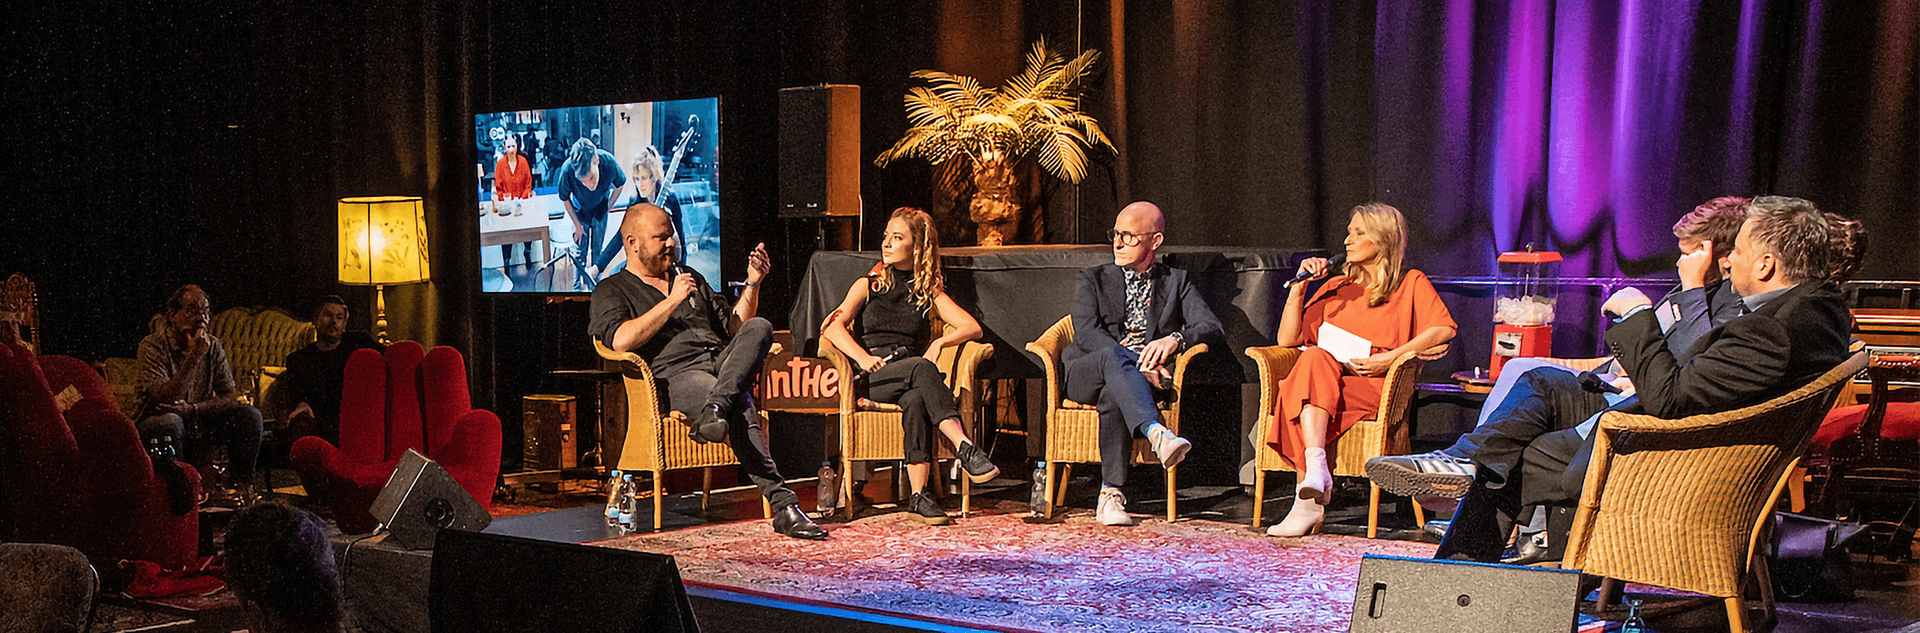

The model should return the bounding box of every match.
[590,269,729,380]
[282,331,385,444]
[858,267,932,357]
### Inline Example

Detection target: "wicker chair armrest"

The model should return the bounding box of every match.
[1170,342,1210,389]
[1598,351,1868,434]
[819,342,859,414]
[948,341,993,396]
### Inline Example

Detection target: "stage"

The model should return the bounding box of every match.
[317,475,1920,633]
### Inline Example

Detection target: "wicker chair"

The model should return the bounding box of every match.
[593,339,772,531]
[1564,350,1868,633]
[820,323,994,518]
[1025,316,1208,522]
[1245,343,1448,537]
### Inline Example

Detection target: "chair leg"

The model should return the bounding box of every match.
[1165,466,1177,523]
[1411,497,1427,527]
[1055,463,1074,516]
[701,467,713,512]
[1044,462,1061,519]
[1725,592,1749,633]
[1753,551,1777,626]
[842,457,857,519]
[1596,578,1623,606]
[652,473,666,531]
[762,496,773,519]
[1367,483,1382,538]
[1252,470,1267,527]
[961,468,972,518]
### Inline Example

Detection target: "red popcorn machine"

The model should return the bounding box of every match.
[1489,249,1562,379]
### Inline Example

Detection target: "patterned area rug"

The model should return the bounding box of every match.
[594,508,1442,633]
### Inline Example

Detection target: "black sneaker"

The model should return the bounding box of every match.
[905,492,951,525]
[956,441,1000,484]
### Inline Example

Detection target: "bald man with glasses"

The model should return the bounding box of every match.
[1063,201,1224,525]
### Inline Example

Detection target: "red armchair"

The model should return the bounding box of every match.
[290,342,501,534]
[0,342,201,571]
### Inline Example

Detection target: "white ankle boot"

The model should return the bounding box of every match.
[1266,494,1326,537]
[1297,447,1333,501]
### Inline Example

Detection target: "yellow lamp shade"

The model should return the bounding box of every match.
[338,196,431,286]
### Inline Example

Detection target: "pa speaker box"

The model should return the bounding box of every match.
[370,449,493,550]
[430,529,700,633]
[779,84,860,218]
[1350,555,1580,633]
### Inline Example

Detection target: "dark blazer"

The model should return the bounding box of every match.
[1065,262,1224,364]
[1607,281,1852,419]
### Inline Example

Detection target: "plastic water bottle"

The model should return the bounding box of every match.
[816,462,840,515]
[616,473,638,531]
[1029,461,1049,516]
[1621,599,1646,633]
[604,470,625,527]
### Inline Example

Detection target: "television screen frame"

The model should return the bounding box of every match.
[474,96,723,294]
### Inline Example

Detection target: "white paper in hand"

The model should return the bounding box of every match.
[1316,321,1374,364]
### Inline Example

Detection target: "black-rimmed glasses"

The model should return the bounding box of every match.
[1106,230,1161,247]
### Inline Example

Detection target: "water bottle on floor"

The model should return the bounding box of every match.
[616,473,638,532]
[1029,461,1048,517]
[604,470,625,527]
[1621,599,1646,633]
[816,462,840,515]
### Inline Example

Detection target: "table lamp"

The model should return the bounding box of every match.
[339,196,430,345]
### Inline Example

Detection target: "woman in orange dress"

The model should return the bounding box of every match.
[1265,203,1456,536]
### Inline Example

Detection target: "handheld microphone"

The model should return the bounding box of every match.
[1288,253,1346,286]
[855,347,911,383]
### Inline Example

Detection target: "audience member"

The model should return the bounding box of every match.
[224,501,346,633]
[279,296,385,447]
[138,284,264,502]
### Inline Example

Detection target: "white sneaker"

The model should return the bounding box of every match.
[1149,428,1192,470]
[1097,488,1136,526]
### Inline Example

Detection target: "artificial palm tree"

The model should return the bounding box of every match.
[876,39,1116,246]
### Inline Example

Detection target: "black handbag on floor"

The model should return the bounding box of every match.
[1768,511,1868,602]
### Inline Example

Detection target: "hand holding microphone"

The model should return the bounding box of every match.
[857,347,911,379]
[1289,253,1347,286]
[667,265,699,303]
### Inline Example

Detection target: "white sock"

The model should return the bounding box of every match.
[1101,485,1120,493]
[1305,447,1328,462]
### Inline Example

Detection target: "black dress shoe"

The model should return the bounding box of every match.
[686,403,730,445]
[1501,532,1559,566]
[772,505,828,540]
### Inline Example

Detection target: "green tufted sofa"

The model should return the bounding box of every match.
[103,306,316,420]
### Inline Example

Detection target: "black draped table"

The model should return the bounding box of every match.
[787,244,1302,383]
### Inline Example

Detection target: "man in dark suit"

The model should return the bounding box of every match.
[1066,201,1224,526]
[1424,196,1853,562]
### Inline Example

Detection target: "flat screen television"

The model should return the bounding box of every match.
[475,97,721,293]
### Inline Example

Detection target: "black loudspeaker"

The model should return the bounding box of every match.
[1349,555,1581,633]
[779,84,861,218]
[370,449,493,550]
[430,529,700,633]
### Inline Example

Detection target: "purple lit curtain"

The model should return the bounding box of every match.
[1080,0,1918,281]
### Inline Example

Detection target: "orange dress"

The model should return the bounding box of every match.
[1265,269,1455,469]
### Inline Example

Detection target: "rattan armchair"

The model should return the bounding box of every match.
[1025,316,1208,522]
[820,323,994,518]
[1245,343,1448,537]
[1564,350,1868,633]
[593,339,772,530]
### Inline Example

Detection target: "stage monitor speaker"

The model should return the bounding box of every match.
[779,84,860,218]
[1349,554,1581,633]
[430,529,700,633]
[370,449,493,550]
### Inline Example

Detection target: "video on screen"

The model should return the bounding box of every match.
[475,97,720,293]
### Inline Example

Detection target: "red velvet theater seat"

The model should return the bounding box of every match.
[289,342,501,534]
[0,342,201,571]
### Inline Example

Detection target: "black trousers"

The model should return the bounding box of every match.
[865,355,960,464]
[1435,367,1613,562]
[138,405,264,486]
[1064,344,1165,488]
[650,318,798,511]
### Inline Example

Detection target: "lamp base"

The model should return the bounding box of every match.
[375,283,391,346]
